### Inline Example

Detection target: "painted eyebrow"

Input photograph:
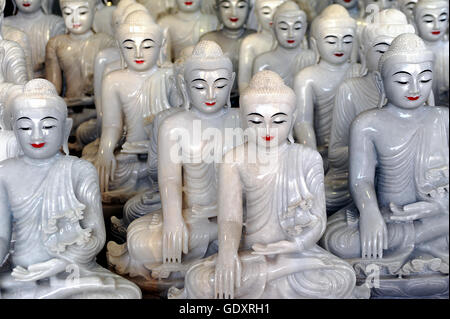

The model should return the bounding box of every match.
[324,35,338,39]
[214,78,229,82]
[17,117,31,121]
[343,34,353,38]
[373,42,390,47]
[419,69,433,75]
[271,112,287,118]
[143,38,155,43]
[41,116,58,121]
[191,79,207,82]
[247,112,263,117]
[122,39,135,43]
[439,12,448,17]
[422,14,434,18]
[393,71,412,76]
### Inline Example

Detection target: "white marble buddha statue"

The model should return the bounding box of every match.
[93,10,174,203]
[415,0,449,106]
[45,0,116,108]
[169,70,369,299]
[326,9,416,214]
[321,33,449,298]
[334,0,361,18]
[293,4,362,169]
[0,0,33,79]
[238,0,285,92]
[106,41,242,282]
[137,0,176,20]
[396,0,418,26]
[5,0,65,78]
[93,0,116,36]
[201,0,256,103]
[157,0,218,60]
[253,1,315,88]
[0,79,141,299]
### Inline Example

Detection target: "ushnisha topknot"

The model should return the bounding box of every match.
[240,70,296,107]
[184,40,233,77]
[361,9,416,48]
[273,0,306,22]
[59,0,96,8]
[112,1,147,29]
[7,79,67,119]
[116,10,163,45]
[378,33,434,74]
[311,4,356,38]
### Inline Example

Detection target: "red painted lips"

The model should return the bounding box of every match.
[287,40,295,44]
[432,31,441,35]
[263,136,274,141]
[205,102,216,106]
[135,60,144,64]
[185,1,193,5]
[230,17,239,22]
[407,96,420,101]
[335,53,344,57]
[23,3,31,7]
[31,143,45,149]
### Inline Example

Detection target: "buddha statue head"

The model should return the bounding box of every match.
[396,0,418,23]
[334,0,359,10]
[360,0,397,13]
[255,0,285,32]
[360,9,415,74]
[272,1,307,49]
[375,33,434,109]
[215,0,251,30]
[415,0,449,42]
[176,0,202,13]
[13,0,45,14]
[310,4,356,65]
[241,70,296,148]
[181,40,234,114]
[116,10,163,71]
[8,79,72,159]
[60,0,96,35]
[112,0,140,30]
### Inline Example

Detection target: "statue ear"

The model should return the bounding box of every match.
[226,72,236,108]
[158,28,170,66]
[374,71,386,108]
[427,90,435,106]
[63,118,73,155]
[310,37,320,64]
[177,74,190,110]
[359,43,368,76]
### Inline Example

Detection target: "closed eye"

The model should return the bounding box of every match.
[249,120,263,124]
[395,81,408,85]
[43,125,56,129]
[273,120,287,124]
[420,79,431,83]
[19,127,31,131]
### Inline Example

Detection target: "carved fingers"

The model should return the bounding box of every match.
[12,259,66,282]
[361,214,387,259]
[95,156,116,193]
[390,201,439,222]
[162,221,189,264]
[214,254,241,299]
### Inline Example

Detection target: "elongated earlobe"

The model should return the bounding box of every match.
[374,71,387,108]
[359,44,368,76]
[310,37,320,64]
[178,74,190,110]
[427,90,435,106]
[63,118,73,155]
[226,72,236,108]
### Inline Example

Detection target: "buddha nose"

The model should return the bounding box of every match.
[433,18,439,30]
[73,12,80,25]
[135,46,143,59]
[337,40,343,51]
[31,126,43,142]
[231,4,237,17]
[288,27,294,39]
[207,85,215,101]
[409,78,420,95]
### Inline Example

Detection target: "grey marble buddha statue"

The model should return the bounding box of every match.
[321,33,449,298]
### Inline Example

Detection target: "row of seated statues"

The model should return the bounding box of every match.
[0,0,447,299]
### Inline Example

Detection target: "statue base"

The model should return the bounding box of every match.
[362,274,449,299]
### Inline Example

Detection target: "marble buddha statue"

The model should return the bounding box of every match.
[107,41,242,282]
[78,1,151,155]
[321,33,449,298]
[0,0,33,79]
[94,10,174,203]
[326,9,416,214]
[238,0,285,92]
[415,0,449,106]
[157,0,218,60]
[0,79,141,299]
[137,0,176,20]
[168,70,369,299]
[253,1,315,88]
[200,0,255,104]
[5,0,65,78]
[45,0,116,109]
[293,4,362,169]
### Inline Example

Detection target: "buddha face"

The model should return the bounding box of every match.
[397,0,418,22]
[120,34,160,72]
[316,28,354,65]
[256,0,284,32]
[416,5,449,42]
[244,102,294,148]
[382,61,433,109]
[335,0,358,9]
[274,14,306,49]
[14,104,67,160]
[186,68,234,114]
[218,0,249,30]
[364,36,392,72]
[15,0,42,13]
[61,1,95,35]
[176,0,202,12]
